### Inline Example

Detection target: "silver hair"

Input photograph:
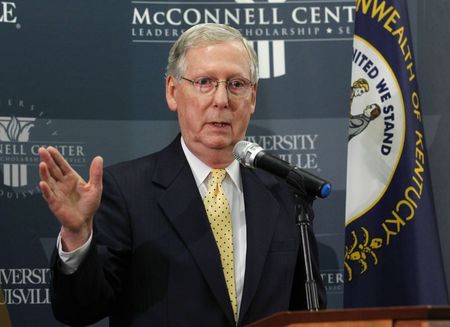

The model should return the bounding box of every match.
[166,23,259,82]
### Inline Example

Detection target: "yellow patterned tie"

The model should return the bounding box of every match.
[203,169,238,321]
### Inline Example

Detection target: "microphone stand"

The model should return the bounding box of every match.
[295,193,320,311]
[287,170,320,311]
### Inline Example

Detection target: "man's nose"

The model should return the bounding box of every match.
[212,81,229,108]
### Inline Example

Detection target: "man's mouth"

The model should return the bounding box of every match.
[211,122,230,128]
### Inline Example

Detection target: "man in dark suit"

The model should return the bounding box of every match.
[38,23,325,326]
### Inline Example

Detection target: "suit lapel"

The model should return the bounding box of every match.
[154,138,236,325]
[239,168,281,322]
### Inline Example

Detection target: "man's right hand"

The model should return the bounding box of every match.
[38,146,103,252]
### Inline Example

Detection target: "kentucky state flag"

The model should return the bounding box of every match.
[344,0,448,307]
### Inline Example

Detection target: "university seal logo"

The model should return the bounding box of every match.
[0,99,87,200]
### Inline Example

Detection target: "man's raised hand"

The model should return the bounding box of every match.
[38,146,103,251]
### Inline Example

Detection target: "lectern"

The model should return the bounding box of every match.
[247,306,450,327]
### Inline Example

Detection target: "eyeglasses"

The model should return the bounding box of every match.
[180,76,254,96]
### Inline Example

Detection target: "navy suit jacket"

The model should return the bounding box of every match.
[51,135,325,326]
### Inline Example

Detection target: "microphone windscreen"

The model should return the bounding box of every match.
[233,140,250,161]
[233,141,262,167]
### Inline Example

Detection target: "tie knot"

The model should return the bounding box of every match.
[210,169,227,185]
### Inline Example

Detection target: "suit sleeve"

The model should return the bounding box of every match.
[51,168,132,326]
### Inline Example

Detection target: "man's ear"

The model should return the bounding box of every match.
[166,75,178,112]
[250,82,258,114]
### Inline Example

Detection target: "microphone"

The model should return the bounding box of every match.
[233,140,331,198]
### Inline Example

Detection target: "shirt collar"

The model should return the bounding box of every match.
[180,137,242,191]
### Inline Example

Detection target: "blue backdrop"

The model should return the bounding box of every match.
[1,0,449,326]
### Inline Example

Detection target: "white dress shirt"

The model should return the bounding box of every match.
[58,137,248,315]
[180,138,247,315]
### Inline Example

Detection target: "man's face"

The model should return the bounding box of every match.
[166,41,257,160]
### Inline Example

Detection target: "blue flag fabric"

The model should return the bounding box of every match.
[344,0,448,307]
